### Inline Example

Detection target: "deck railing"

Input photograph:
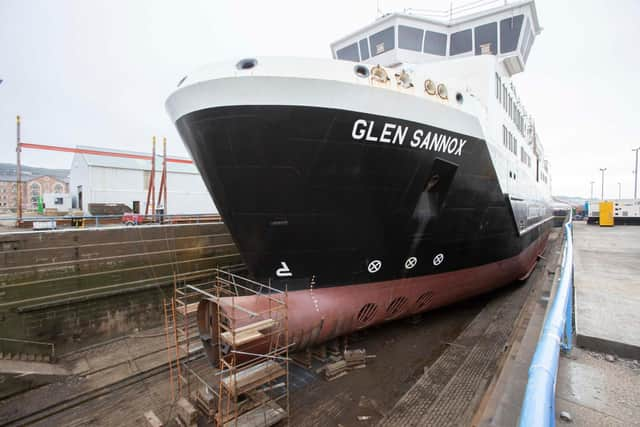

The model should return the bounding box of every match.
[519,213,574,426]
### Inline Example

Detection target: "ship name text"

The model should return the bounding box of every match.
[351,119,467,157]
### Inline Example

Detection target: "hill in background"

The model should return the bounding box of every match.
[0,163,69,181]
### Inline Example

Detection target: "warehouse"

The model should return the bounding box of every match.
[69,145,216,215]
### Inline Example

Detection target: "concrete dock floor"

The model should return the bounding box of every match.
[556,348,640,426]
[573,222,640,358]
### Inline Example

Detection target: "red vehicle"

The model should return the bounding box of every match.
[121,213,145,225]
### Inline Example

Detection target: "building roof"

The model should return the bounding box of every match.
[76,145,198,174]
[0,173,69,183]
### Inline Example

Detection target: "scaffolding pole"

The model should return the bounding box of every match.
[16,115,22,225]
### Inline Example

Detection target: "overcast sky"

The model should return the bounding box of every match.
[1,0,639,199]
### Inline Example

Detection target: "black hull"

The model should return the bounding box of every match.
[176,105,552,291]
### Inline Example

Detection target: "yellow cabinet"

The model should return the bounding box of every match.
[599,201,614,226]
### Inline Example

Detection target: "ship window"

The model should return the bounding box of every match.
[450,29,472,55]
[502,125,508,148]
[500,14,524,53]
[474,22,497,55]
[502,85,507,108]
[521,19,534,62]
[359,38,370,60]
[424,30,447,56]
[495,73,501,100]
[398,25,423,52]
[369,26,395,56]
[336,42,360,62]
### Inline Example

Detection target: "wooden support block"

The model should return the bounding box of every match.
[176,397,198,427]
[195,388,216,422]
[344,349,367,366]
[291,348,312,369]
[324,359,347,381]
[327,339,341,356]
[143,410,164,427]
[312,344,328,362]
[326,371,348,381]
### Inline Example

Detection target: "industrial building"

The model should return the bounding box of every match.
[0,165,69,213]
[69,145,216,215]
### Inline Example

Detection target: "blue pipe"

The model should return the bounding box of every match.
[519,215,573,427]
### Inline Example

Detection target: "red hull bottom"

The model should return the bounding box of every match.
[198,230,550,363]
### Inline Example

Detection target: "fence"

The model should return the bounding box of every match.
[0,212,221,230]
[519,213,574,426]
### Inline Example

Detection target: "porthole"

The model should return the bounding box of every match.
[236,58,258,70]
[357,303,378,325]
[456,92,464,104]
[424,79,436,95]
[437,83,448,100]
[354,64,369,78]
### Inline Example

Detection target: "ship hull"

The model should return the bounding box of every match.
[174,99,552,360]
[175,104,551,290]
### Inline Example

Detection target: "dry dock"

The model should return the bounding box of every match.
[0,226,565,426]
[2,221,638,426]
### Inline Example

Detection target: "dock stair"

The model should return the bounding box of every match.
[0,338,68,378]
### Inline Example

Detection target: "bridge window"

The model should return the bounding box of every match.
[520,19,534,62]
[336,42,360,62]
[474,22,497,55]
[399,25,423,52]
[424,30,447,56]
[369,26,395,56]
[359,38,370,60]
[500,14,524,53]
[450,29,472,55]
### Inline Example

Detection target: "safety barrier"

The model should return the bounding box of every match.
[519,213,573,426]
[0,212,221,230]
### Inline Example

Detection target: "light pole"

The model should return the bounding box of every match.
[599,168,607,200]
[590,181,595,199]
[618,182,621,199]
[633,147,639,200]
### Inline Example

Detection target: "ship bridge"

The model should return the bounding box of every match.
[330,0,541,76]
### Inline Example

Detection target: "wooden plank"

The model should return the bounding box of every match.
[220,330,264,346]
[220,318,276,346]
[232,319,276,335]
[176,302,199,316]
[223,402,286,427]
[221,361,285,394]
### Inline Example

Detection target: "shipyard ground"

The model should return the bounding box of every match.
[1,223,638,426]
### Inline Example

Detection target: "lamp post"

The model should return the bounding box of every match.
[599,168,607,200]
[633,147,639,200]
[618,182,621,199]
[590,181,595,199]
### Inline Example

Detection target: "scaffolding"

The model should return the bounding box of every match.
[165,268,289,427]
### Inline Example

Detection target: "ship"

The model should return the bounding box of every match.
[166,0,552,359]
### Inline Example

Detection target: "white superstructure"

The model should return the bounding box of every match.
[328,0,551,225]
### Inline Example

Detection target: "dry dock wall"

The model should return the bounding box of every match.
[0,223,241,355]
